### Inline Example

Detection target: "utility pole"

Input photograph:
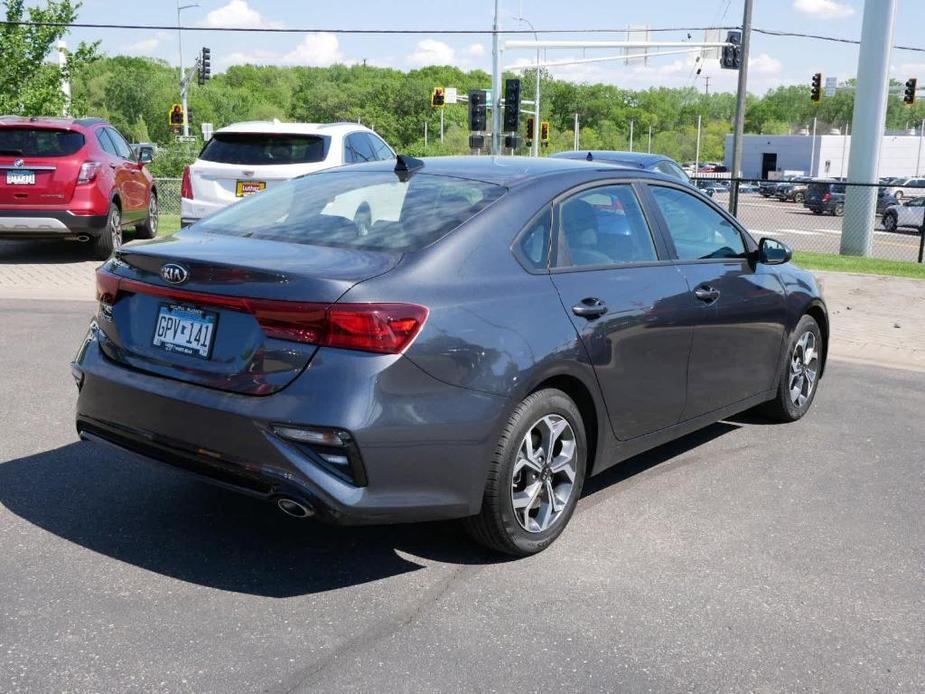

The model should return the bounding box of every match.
[440,108,444,143]
[177,1,199,138]
[705,75,711,96]
[514,16,541,157]
[491,0,502,155]
[841,0,897,256]
[629,120,634,152]
[648,124,652,153]
[728,0,753,215]
[574,112,580,150]
[424,120,428,150]
[916,119,925,175]
[695,115,702,173]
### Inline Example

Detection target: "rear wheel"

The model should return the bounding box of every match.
[759,314,822,422]
[794,191,805,203]
[832,203,844,217]
[463,389,587,557]
[882,212,897,232]
[135,192,158,239]
[93,202,122,260]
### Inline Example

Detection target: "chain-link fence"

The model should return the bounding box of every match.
[692,177,925,263]
[153,178,181,217]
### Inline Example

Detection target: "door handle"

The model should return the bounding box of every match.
[693,285,720,304]
[572,297,608,319]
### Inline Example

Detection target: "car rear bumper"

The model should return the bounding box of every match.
[181,197,224,227]
[0,209,108,239]
[73,321,509,525]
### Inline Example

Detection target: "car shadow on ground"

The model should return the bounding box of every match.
[0,239,97,265]
[1,421,743,597]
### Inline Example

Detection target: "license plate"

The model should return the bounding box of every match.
[6,170,35,185]
[152,304,217,359]
[235,180,266,197]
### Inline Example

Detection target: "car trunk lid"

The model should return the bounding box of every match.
[0,126,85,206]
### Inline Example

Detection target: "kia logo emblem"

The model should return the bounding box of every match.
[13,159,24,168]
[160,263,189,285]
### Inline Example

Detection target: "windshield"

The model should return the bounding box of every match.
[199,132,330,165]
[0,128,85,157]
[197,171,507,252]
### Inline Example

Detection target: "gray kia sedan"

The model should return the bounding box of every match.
[73,156,828,556]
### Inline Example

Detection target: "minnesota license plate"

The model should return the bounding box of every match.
[152,304,217,359]
[6,170,35,185]
[235,180,266,197]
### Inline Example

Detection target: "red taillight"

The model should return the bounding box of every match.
[181,165,193,199]
[95,269,428,354]
[822,192,832,202]
[77,161,102,184]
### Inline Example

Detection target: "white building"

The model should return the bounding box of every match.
[724,132,925,179]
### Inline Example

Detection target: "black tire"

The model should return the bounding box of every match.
[759,314,823,423]
[794,191,805,203]
[833,203,844,217]
[882,212,897,232]
[93,202,122,260]
[463,388,588,557]
[135,191,158,239]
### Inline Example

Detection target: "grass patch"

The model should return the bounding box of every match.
[158,214,181,236]
[794,250,925,280]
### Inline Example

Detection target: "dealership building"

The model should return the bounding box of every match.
[723,131,925,179]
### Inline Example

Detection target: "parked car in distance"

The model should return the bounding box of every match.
[776,176,812,203]
[74,155,828,557]
[180,120,395,226]
[804,180,846,216]
[882,196,925,232]
[883,176,925,202]
[694,179,729,197]
[758,178,790,197]
[0,116,157,259]
[738,181,760,193]
[549,150,693,187]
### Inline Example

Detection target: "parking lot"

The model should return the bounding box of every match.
[1,298,924,693]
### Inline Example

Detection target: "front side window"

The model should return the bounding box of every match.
[649,185,746,260]
[369,134,395,161]
[556,185,659,267]
[197,171,506,252]
[345,133,376,163]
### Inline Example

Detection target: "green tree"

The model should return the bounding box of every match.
[0,0,99,115]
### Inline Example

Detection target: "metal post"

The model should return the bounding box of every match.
[648,124,652,153]
[629,120,634,152]
[440,108,444,143]
[728,0,754,217]
[840,122,849,178]
[491,0,502,155]
[424,120,428,150]
[809,116,817,177]
[695,115,702,174]
[574,112,580,150]
[177,1,199,139]
[533,52,541,158]
[916,118,924,175]
[841,0,896,256]
[919,217,925,263]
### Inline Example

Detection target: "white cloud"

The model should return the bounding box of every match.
[221,33,350,69]
[466,43,486,57]
[407,39,455,67]
[122,31,170,54]
[201,0,284,29]
[749,53,782,75]
[793,0,855,19]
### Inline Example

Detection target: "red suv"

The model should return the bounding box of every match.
[0,116,158,259]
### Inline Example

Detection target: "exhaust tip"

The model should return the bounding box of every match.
[277,497,313,519]
[76,235,90,242]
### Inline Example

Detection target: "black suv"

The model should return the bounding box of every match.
[804,181,846,216]
[776,177,812,203]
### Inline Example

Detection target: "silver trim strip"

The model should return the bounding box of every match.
[0,217,70,232]
[0,164,56,171]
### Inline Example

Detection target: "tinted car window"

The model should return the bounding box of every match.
[368,134,394,161]
[0,128,84,157]
[95,129,118,156]
[198,171,505,252]
[106,127,134,159]
[557,185,658,267]
[199,133,330,165]
[519,208,552,270]
[654,160,688,183]
[649,185,746,260]
[345,133,376,163]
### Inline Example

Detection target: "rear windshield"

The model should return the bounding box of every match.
[197,171,506,252]
[0,128,85,157]
[808,182,845,195]
[199,132,329,165]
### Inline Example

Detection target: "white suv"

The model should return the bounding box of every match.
[180,121,395,226]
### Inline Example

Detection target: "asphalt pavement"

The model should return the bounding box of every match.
[1,299,924,693]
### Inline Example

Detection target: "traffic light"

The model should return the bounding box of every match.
[431,87,445,108]
[540,120,550,146]
[169,104,184,126]
[503,78,521,132]
[526,117,535,144]
[720,30,742,70]
[468,90,487,131]
[904,78,917,105]
[810,73,822,102]
[198,47,211,85]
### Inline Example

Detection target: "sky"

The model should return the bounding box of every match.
[62,0,925,95]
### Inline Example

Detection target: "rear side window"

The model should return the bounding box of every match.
[199,133,330,165]
[518,208,552,270]
[106,128,133,159]
[556,185,659,267]
[197,171,506,252]
[96,129,117,156]
[0,128,84,157]
[649,185,746,260]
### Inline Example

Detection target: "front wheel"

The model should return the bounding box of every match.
[135,192,158,239]
[759,314,823,422]
[882,212,897,232]
[463,389,587,556]
[832,203,844,216]
[794,191,805,203]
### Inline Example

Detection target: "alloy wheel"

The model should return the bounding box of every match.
[110,206,123,249]
[511,414,577,533]
[149,195,158,234]
[789,331,819,408]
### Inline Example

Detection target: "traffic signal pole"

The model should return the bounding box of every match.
[491,0,502,155]
[840,0,897,257]
[728,0,753,216]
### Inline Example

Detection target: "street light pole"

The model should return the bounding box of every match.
[513,16,540,157]
[491,0,502,155]
[177,1,199,138]
[728,0,754,216]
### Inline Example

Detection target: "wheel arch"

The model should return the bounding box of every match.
[804,300,829,377]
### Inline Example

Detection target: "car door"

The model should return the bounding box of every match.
[547,182,696,440]
[106,127,147,219]
[899,197,925,228]
[644,183,788,419]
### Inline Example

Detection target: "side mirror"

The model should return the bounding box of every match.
[759,236,792,265]
[137,145,155,165]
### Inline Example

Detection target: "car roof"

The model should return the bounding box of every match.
[549,150,674,168]
[326,155,674,187]
[0,115,107,130]
[215,120,371,136]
